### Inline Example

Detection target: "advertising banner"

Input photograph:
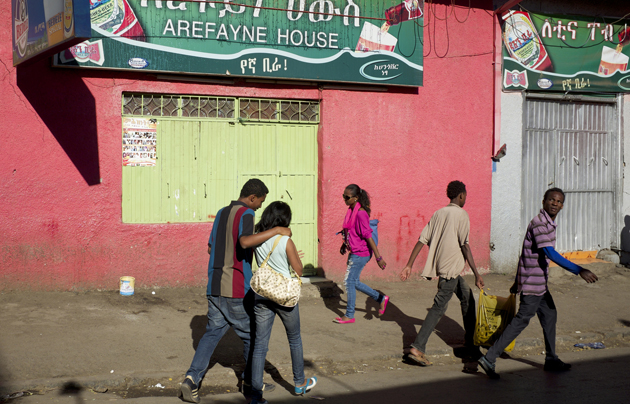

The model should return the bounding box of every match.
[53,0,424,87]
[12,0,91,66]
[501,10,630,93]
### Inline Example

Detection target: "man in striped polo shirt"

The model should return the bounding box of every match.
[179,179,291,403]
[478,188,598,379]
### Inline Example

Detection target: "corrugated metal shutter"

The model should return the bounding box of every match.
[522,98,619,251]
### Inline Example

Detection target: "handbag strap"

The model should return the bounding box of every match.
[260,236,283,268]
[260,236,302,282]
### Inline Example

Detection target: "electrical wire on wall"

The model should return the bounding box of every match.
[412,0,491,59]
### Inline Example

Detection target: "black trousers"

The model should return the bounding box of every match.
[485,291,558,363]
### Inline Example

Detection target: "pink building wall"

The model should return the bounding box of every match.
[0,1,494,290]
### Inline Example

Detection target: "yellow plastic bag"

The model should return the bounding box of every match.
[474,290,517,352]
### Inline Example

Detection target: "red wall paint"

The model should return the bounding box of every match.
[1,2,493,290]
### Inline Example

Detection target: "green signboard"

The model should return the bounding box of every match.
[53,0,424,87]
[501,10,630,93]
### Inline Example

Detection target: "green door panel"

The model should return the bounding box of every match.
[199,121,238,221]
[237,122,318,271]
[122,97,318,272]
[160,120,199,222]
[122,164,161,223]
[238,123,278,175]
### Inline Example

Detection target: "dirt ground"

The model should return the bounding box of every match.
[1,260,629,399]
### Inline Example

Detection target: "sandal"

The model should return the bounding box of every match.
[295,377,317,395]
[333,317,355,324]
[406,352,433,366]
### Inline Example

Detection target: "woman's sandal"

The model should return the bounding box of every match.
[295,377,317,395]
[406,351,433,366]
[379,295,390,315]
[333,317,355,324]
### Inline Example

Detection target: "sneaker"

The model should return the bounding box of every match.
[478,356,500,379]
[295,376,317,395]
[179,376,200,403]
[544,358,572,372]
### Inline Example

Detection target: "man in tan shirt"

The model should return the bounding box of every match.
[399,181,484,366]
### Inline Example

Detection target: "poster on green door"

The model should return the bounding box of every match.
[123,117,157,167]
[502,9,630,93]
[53,0,424,87]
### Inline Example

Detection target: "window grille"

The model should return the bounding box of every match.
[240,98,319,123]
[122,94,236,119]
[122,94,319,123]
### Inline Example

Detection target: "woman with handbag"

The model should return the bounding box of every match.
[335,184,389,324]
[250,201,317,404]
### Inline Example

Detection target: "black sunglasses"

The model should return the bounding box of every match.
[343,194,355,201]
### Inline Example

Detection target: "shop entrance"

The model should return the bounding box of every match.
[522,97,621,252]
[121,95,319,268]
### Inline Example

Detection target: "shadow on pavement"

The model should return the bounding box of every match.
[188,314,295,396]
[246,353,630,404]
[188,315,246,390]
[59,381,83,404]
[0,350,8,397]
[318,285,468,353]
[368,290,467,352]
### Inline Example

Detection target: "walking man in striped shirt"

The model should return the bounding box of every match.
[179,179,291,403]
[478,188,598,379]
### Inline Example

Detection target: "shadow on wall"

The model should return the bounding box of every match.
[16,59,100,186]
[620,216,630,265]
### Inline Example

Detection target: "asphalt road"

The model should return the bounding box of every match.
[7,346,630,404]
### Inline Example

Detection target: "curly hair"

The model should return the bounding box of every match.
[240,178,269,198]
[544,187,565,202]
[446,180,466,200]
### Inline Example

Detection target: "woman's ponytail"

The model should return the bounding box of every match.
[346,184,371,216]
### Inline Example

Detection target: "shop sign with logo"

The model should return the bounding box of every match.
[12,0,91,66]
[502,10,630,92]
[53,0,424,87]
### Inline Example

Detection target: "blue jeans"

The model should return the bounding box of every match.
[411,276,476,353]
[185,293,254,385]
[344,254,382,319]
[251,298,304,400]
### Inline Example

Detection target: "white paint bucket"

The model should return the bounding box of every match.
[119,276,135,296]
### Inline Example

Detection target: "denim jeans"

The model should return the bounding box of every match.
[185,293,254,385]
[411,276,476,353]
[251,298,304,400]
[344,254,382,319]
[485,291,558,363]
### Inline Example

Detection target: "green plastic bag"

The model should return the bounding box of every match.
[474,290,517,352]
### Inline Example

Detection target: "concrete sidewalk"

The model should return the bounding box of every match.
[1,260,629,399]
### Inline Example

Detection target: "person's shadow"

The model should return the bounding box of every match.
[365,291,468,351]
[322,288,470,358]
[190,315,295,395]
